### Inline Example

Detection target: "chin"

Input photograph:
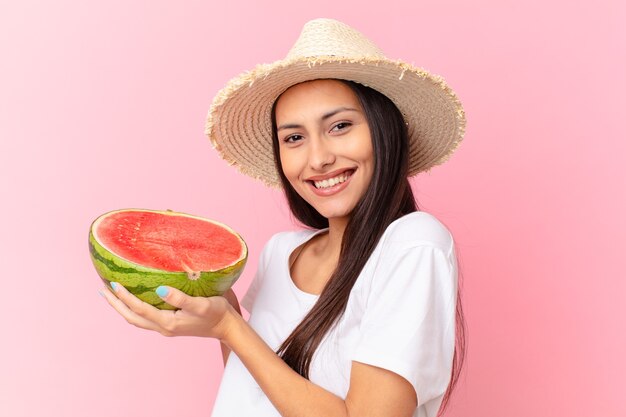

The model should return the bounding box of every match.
[294,184,363,220]
[313,203,356,220]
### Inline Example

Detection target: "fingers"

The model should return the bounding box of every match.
[111,283,164,323]
[155,285,208,315]
[100,286,163,333]
[101,283,226,338]
[154,286,232,339]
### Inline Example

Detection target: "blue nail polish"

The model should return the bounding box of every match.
[156,286,169,297]
[111,282,118,291]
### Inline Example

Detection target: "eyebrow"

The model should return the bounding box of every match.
[277,107,359,131]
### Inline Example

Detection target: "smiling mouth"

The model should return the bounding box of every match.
[307,169,355,189]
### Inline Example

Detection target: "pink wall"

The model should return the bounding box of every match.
[1,1,624,416]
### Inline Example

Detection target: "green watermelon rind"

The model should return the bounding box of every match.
[89,210,248,311]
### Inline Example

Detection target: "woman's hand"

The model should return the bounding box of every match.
[100,283,238,340]
[221,288,242,316]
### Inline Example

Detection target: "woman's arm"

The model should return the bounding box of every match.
[223,310,417,417]
[219,289,241,366]
[101,284,416,417]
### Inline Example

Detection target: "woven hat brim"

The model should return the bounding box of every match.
[206,56,466,188]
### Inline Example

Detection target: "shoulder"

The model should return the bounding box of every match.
[256,228,321,269]
[264,228,319,251]
[382,211,454,254]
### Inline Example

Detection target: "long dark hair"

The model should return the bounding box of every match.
[270,79,466,415]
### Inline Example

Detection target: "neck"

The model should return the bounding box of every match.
[318,215,349,260]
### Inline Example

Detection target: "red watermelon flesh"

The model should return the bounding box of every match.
[95,210,245,273]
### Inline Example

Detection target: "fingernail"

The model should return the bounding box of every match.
[156,286,169,298]
[111,282,119,291]
[98,290,105,298]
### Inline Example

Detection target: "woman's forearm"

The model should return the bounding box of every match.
[220,342,231,366]
[222,312,350,417]
[220,290,241,366]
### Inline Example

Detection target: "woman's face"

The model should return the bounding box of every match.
[275,79,374,221]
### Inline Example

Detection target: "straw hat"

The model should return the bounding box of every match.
[205,18,466,188]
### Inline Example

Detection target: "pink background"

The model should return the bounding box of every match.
[1,1,624,416]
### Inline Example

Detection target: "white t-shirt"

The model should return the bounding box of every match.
[211,211,458,417]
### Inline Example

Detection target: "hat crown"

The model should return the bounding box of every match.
[285,18,385,60]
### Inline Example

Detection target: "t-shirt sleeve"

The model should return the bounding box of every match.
[240,234,277,314]
[352,243,457,406]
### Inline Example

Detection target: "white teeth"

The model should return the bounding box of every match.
[313,172,351,189]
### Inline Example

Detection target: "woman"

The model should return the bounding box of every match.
[101,18,467,417]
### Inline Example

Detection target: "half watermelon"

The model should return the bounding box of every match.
[89,208,247,310]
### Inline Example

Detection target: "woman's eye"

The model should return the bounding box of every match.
[331,122,351,132]
[284,134,303,143]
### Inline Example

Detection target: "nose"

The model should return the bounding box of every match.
[308,135,335,171]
